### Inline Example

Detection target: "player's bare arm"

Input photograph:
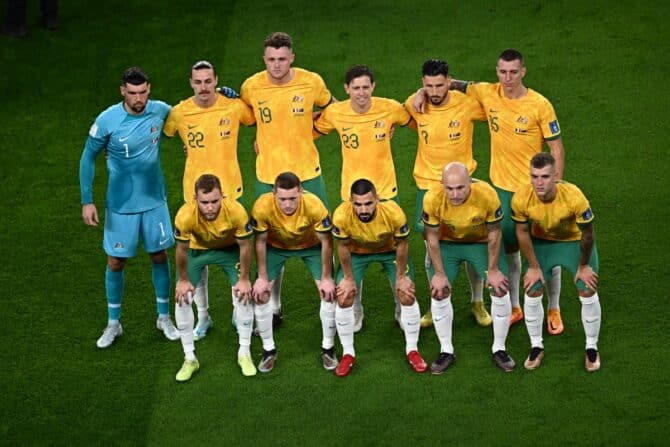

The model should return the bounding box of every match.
[252,231,272,302]
[485,221,509,296]
[546,138,565,180]
[394,238,416,301]
[336,239,357,306]
[234,238,253,304]
[575,223,598,291]
[515,222,545,293]
[425,225,451,298]
[316,231,336,301]
[175,241,195,304]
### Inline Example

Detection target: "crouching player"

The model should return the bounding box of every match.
[332,179,427,377]
[422,162,514,374]
[173,174,255,381]
[512,153,602,372]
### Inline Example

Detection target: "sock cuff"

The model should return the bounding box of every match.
[579,293,599,304]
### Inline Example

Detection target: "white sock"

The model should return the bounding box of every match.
[108,319,120,326]
[580,293,601,350]
[524,294,544,348]
[354,279,364,312]
[194,267,210,321]
[431,296,454,354]
[465,262,484,304]
[491,293,511,352]
[254,302,275,351]
[506,251,521,308]
[236,301,254,356]
[271,266,284,314]
[335,305,355,357]
[547,266,561,311]
[400,302,421,353]
[175,301,195,358]
[319,300,336,350]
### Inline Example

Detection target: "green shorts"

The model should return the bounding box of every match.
[187,246,240,286]
[414,187,428,235]
[255,174,330,210]
[427,241,508,284]
[528,238,599,292]
[266,245,327,281]
[494,186,518,249]
[335,251,415,288]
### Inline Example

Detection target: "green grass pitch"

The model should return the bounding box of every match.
[0,0,668,445]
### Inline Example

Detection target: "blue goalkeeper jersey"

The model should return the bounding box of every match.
[79,100,171,213]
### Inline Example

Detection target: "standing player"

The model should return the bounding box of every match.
[414,49,566,332]
[80,67,179,348]
[314,64,412,331]
[164,60,255,341]
[512,153,602,371]
[251,172,337,372]
[240,31,336,324]
[422,163,514,373]
[173,174,255,381]
[332,179,427,377]
[405,59,491,329]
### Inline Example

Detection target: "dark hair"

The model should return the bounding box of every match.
[274,172,301,190]
[350,178,376,196]
[530,152,555,169]
[422,59,449,77]
[191,60,217,77]
[345,65,374,85]
[195,174,222,195]
[264,32,293,50]
[498,49,524,65]
[121,67,149,86]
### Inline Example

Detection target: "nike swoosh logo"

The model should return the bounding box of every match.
[187,124,197,129]
[258,100,269,105]
[433,316,444,322]
[342,127,353,132]
[159,238,170,245]
[119,136,130,142]
[336,321,348,326]
[585,318,599,324]
[496,314,508,318]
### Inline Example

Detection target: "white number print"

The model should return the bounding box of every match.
[124,143,129,158]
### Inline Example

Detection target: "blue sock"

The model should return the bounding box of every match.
[105,267,124,322]
[152,260,171,317]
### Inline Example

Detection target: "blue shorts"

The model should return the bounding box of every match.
[103,204,174,257]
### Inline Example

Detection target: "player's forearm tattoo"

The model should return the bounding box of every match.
[579,224,595,266]
[449,79,471,93]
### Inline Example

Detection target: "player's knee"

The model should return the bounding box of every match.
[578,288,596,298]
[337,293,355,308]
[149,250,168,264]
[527,285,543,298]
[398,293,415,306]
[107,256,127,271]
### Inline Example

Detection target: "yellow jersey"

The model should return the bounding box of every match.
[405,91,485,189]
[164,95,255,202]
[511,181,594,241]
[251,192,332,250]
[332,200,410,254]
[174,198,253,250]
[422,180,503,243]
[467,82,561,192]
[314,97,412,201]
[240,67,333,183]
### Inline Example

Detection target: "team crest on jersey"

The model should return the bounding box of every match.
[220,130,231,139]
[516,116,529,124]
[322,216,332,228]
[219,117,231,126]
[292,95,304,102]
[114,242,124,250]
[582,208,593,221]
[495,207,503,219]
[448,120,460,128]
[374,133,386,140]
[549,120,560,134]
[151,126,158,133]
[514,128,527,135]
[374,120,385,128]
[449,132,461,140]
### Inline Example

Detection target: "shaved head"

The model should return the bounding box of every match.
[442,162,471,206]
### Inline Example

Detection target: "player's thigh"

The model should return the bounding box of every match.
[298,245,326,280]
[193,247,241,285]
[535,239,599,292]
[141,204,175,253]
[495,187,518,248]
[439,241,464,284]
[103,210,140,258]
[266,246,292,281]
[335,253,369,288]
[414,188,427,234]
[302,175,330,210]
[458,243,490,278]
